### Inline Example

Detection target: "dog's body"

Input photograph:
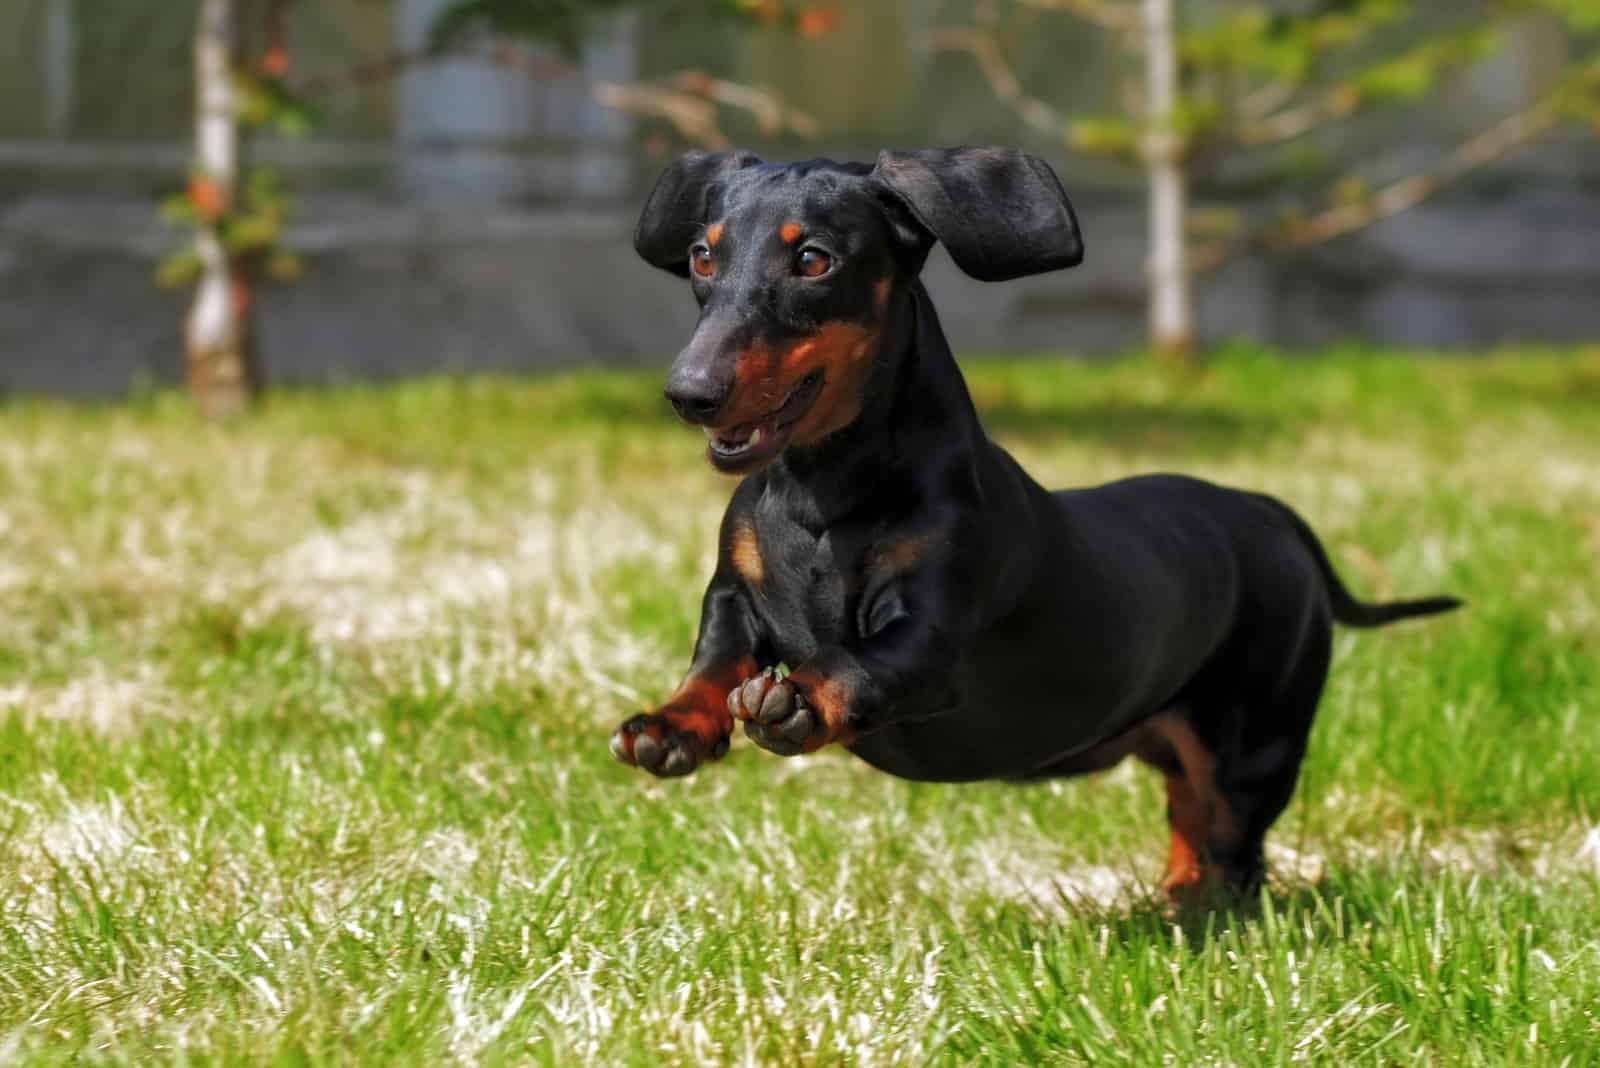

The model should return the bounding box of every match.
[610,149,1458,897]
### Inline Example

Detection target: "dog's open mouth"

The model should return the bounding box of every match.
[703,372,823,473]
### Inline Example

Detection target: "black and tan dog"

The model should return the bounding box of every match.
[609,147,1459,900]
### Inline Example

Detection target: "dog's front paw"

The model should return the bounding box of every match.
[610,713,729,778]
[728,669,819,756]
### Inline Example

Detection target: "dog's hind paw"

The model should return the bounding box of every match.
[728,669,818,757]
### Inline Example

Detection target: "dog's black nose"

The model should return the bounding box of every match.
[664,369,730,425]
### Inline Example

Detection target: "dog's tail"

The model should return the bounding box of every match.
[1260,496,1464,629]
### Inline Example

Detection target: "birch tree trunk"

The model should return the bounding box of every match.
[187,0,259,420]
[1143,0,1195,362]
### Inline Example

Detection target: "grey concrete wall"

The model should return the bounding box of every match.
[5,162,1600,398]
[392,1,635,204]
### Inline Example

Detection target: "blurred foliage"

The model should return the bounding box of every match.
[156,0,837,291]
[159,164,302,288]
[1149,2,1515,158]
[949,0,1600,249]
[158,56,309,290]
[237,68,320,136]
[429,0,839,55]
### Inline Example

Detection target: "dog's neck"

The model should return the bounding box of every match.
[764,280,985,526]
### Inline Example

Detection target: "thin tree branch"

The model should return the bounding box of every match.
[293,48,437,96]
[925,27,1066,135]
[1233,87,1360,146]
[590,81,727,146]
[492,44,819,147]
[1191,98,1565,272]
[1236,78,1299,124]
[668,71,819,138]
[1016,0,1140,34]
[296,44,816,150]
[293,40,579,97]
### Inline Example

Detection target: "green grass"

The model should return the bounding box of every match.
[1,348,1598,1065]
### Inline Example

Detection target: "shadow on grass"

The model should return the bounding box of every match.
[1011,863,1508,952]
[975,398,1284,457]
[549,389,679,430]
[1461,358,1600,415]
[1090,882,1369,948]
[315,371,1288,459]
[534,388,1288,461]
[543,382,1286,459]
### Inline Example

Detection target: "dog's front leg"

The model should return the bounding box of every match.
[731,593,962,757]
[611,580,763,777]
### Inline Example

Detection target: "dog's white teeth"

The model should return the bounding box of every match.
[705,426,755,453]
[748,427,763,448]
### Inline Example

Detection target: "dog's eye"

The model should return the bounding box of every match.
[690,245,715,278]
[797,248,833,278]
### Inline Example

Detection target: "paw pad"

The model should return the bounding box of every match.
[728,669,818,756]
[609,714,723,778]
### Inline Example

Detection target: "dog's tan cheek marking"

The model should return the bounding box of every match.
[791,324,880,444]
[779,335,821,377]
[780,221,804,244]
[720,323,878,445]
[705,222,725,247]
[725,344,779,422]
[731,521,765,587]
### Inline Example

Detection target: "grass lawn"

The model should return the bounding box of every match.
[1,348,1598,1065]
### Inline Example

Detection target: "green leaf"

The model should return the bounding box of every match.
[1346,28,1501,105]
[160,194,199,226]
[244,167,293,209]
[235,73,319,137]
[1068,117,1139,159]
[1512,0,1600,32]
[271,99,319,138]
[266,251,305,283]
[1174,95,1224,140]
[220,212,282,255]
[1331,175,1372,207]
[1187,206,1243,237]
[156,249,204,288]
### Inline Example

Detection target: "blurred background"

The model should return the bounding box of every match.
[1,0,1598,409]
[4,10,1599,1058]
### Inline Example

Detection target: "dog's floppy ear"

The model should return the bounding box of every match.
[871,147,1084,281]
[634,151,763,276]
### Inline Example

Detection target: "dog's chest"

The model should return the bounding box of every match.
[744,515,875,664]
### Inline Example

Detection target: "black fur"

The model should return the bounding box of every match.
[612,147,1460,897]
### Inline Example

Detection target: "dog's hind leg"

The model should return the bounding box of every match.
[1135,713,1240,900]
[1207,617,1333,893]
[1139,612,1334,902]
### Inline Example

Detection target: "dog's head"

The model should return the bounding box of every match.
[635,148,1084,474]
